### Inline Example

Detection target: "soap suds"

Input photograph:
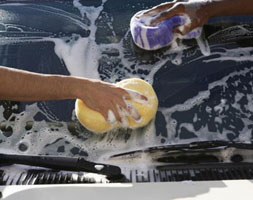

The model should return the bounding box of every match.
[107,110,116,124]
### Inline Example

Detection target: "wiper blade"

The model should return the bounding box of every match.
[0,153,122,178]
[156,140,253,150]
[111,140,253,158]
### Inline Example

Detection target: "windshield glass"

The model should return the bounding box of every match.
[0,0,253,164]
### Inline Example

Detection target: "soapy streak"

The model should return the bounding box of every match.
[1,3,89,30]
[160,67,253,144]
[204,47,253,62]
[107,109,117,124]
[187,46,253,64]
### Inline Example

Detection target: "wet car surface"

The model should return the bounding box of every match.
[0,1,253,181]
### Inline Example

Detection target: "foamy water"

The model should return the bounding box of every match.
[0,1,253,172]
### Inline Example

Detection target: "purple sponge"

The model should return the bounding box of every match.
[130,10,202,50]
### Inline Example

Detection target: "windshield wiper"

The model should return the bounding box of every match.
[109,140,253,165]
[0,153,122,178]
[111,140,253,157]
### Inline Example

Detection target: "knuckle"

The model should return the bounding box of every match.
[174,3,184,11]
[120,101,127,109]
[115,87,124,94]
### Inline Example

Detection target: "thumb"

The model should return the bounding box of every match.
[174,23,196,36]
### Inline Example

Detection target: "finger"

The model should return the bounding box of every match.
[110,104,122,123]
[179,15,207,35]
[178,23,199,36]
[99,107,111,122]
[123,99,141,121]
[115,96,131,113]
[142,2,175,17]
[116,105,129,127]
[126,89,148,103]
[117,87,131,100]
[116,87,148,102]
[173,27,183,35]
[150,4,184,26]
[129,106,141,122]
[114,94,141,121]
[113,95,140,121]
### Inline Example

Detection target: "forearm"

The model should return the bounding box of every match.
[203,0,253,18]
[0,66,86,101]
[0,66,144,122]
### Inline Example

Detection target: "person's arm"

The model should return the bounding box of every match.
[0,66,143,122]
[140,0,253,35]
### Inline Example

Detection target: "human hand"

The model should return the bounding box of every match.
[76,79,148,124]
[139,0,212,35]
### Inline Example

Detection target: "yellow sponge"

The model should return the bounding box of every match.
[75,78,158,133]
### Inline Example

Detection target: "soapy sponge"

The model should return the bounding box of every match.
[130,10,202,50]
[75,78,158,133]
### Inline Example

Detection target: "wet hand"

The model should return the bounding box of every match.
[77,80,148,124]
[139,0,212,35]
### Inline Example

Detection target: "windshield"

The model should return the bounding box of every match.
[0,0,253,165]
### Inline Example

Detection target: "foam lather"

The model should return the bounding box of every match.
[130,10,202,50]
[75,78,158,133]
